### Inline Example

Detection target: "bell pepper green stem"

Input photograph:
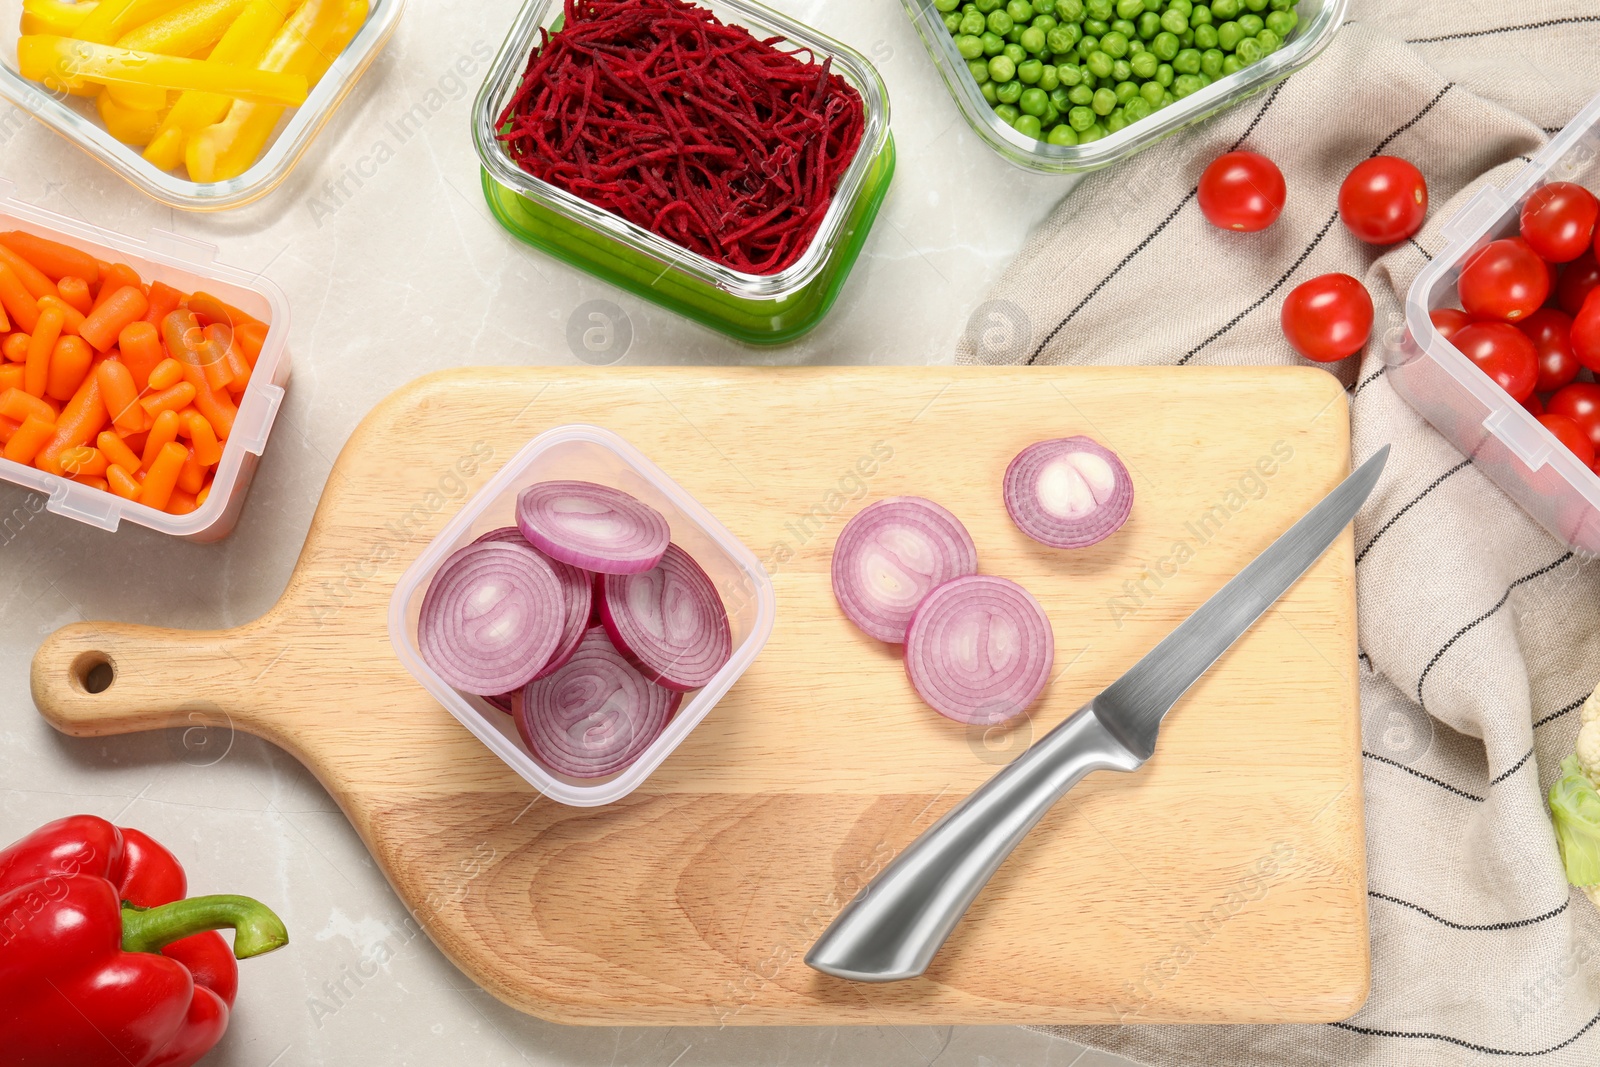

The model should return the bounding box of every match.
[121,894,289,960]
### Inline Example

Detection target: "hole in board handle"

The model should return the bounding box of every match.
[71,652,114,695]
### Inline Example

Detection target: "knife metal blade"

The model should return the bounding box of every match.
[805,446,1389,983]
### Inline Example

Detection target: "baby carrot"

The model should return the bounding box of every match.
[33,370,107,475]
[185,409,221,465]
[117,320,165,390]
[167,487,197,514]
[140,408,180,469]
[96,359,142,433]
[97,429,142,472]
[90,264,142,312]
[194,479,211,507]
[45,335,93,402]
[2,334,27,362]
[4,415,55,465]
[142,280,183,326]
[60,445,108,478]
[0,232,100,285]
[140,380,196,417]
[187,291,261,329]
[198,322,233,391]
[146,357,184,391]
[176,445,205,494]
[39,294,87,337]
[234,319,266,365]
[0,244,58,301]
[0,414,17,444]
[0,365,21,392]
[56,276,92,315]
[0,263,40,334]
[24,305,64,397]
[81,285,148,352]
[0,304,8,332]
[0,388,55,424]
[138,440,187,510]
[71,473,110,491]
[107,463,140,499]
[161,310,235,437]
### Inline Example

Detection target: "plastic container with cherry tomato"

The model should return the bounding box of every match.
[1391,90,1600,553]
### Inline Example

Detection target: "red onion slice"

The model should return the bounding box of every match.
[418,542,566,696]
[904,575,1054,726]
[517,628,678,778]
[1004,437,1133,549]
[474,526,593,680]
[516,480,670,575]
[600,543,732,691]
[831,497,978,643]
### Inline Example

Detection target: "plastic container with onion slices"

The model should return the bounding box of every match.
[388,424,776,807]
[0,0,403,210]
[470,0,895,346]
[901,0,1346,174]
[1390,91,1600,556]
[0,180,289,541]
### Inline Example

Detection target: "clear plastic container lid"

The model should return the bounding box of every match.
[388,424,776,807]
[0,0,404,210]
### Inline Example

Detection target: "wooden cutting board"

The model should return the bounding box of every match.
[31,367,1369,1026]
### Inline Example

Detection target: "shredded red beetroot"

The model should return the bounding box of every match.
[497,0,867,276]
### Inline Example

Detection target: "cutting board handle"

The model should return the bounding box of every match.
[32,620,246,738]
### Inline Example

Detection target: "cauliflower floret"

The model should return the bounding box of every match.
[1582,687,1600,725]
[1578,719,1600,785]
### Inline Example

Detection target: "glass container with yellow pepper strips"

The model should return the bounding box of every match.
[0,814,289,1067]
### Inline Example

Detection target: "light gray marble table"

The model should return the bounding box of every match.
[0,0,1141,1063]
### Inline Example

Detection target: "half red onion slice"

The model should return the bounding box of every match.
[517,628,679,778]
[904,575,1055,726]
[1004,437,1133,549]
[831,497,978,643]
[600,543,732,692]
[418,542,566,696]
[516,480,670,575]
[474,525,593,680]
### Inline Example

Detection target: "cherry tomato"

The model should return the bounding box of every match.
[1452,322,1539,401]
[1516,307,1581,391]
[1429,307,1475,342]
[1338,156,1429,245]
[1557,249,1600,315]
[1537,413,1597,466]
[1547,382,1600,452]
[1571,290,1600,372]
[1197,151,1287,233]
[1281,273,1374,362]
[1523,392,1547,417]
[1520,182,1600,263]
[1458,237,1550,322]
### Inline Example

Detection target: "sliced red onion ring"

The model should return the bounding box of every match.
[600,543,731,691]
[516,480,670,575]
[1004,437,1133,549]
[474,526,593,680]
[831,497,978,643]
[517,628,679,778]
[419,542,566,696]
[904,575,1054,726]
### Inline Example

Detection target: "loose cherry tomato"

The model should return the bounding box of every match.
[1520,182,1600,263]
[1571,290,1600,372]
[1338,156,1429,245]
[1429,307,1475,342]
[1458,237,1550,322]
[1281,273,1374,362]
[1557,249,1600,315]
[1452,322,1538,401]
[1523,392,1547,417]
[1537,413,1596,466]
[1197,151,1287,233]
[1516,307,1581,391]
[1547,382,1600,452]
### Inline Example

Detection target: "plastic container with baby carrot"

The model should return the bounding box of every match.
[0,180,287,541]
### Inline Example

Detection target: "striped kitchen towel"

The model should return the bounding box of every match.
[955,3,1600,1064]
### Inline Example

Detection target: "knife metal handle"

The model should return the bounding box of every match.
[805,701,1143,982]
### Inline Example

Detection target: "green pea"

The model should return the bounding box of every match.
[1243,0,1267,9]
[954,33,983,58]
[1034,14,1058,30]
[1066,105,1093,130]
[1020,59,1044,82]
[1173,47,1201,73]
[1221,52,1242,73]
[1235,34,1261,61]
[1091,86,1117,113]
[1191,3,1212,23]
[1114,79,1139,102]
[935,0,960,10]
[1139,79,1164,103]
[1127,37,1145,53]
[1086,0,1113,18]
[943,13,963,32]
[989,53,1017,80]
[1086,49,1114,77]
[1084,17,1110,34]
[1200,47,1223,75]
[1099,29,1129,56]
[976,0,1002,10]
[1057,62,1083,85]
[1035,0,1057,11]
[1210,0,1238,15]
[1194,70,1211,87]
[1216,20,1242,48]
[996,78,1024,101]
[1154,61,1174,84]
[1004,42,1027,62]
[981,79,1000,103]
[1123,96,1152,121]
[1047,123,1079,145]
[1264,9,1296,34]
[1076,35,1098,58]
[1080,69,1098,88]
[1108,19,1133,36]
[967,57,992,81]
[1067,83,1094,104]
[1255,28,1279,51]
[1047,84,1071,108]
[1007,0,1034,21]
[1016,25,1042,52]
[1057,0,1084,17]
[1237,12,1263,33]
[1005,26,1024,42]
[1111,58,1132,79]
[1268,0,1292,8]
[1173,72,1203,97]
[960,10,987,33]
[1039,63,1060,88]
[995,102,1020,122]
[1016,86,1048,115]
[1151,30,1180,58]
[1136,9,1160,36]
[1180,29,1196,48]
[1159,7,1187,32]
[1078,121,1106,142]
[987,9,1014,33]
[1192,22,1217,47]
[1115,0,1143,16]
[1129,49,1158,77]
[979,30,1003,53]
[1105,107,1128,132]
[1045,26,1072,51]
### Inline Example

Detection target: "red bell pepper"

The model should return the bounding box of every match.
[0,815,289,1067]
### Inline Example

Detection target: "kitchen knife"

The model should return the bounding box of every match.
[805,445,1389,983]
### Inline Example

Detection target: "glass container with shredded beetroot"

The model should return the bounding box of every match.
[495,0,866,276]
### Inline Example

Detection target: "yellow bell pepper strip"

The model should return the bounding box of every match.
[20,0,98,36]
[184,0,362,183]
[71,0,184,44]
[95,87,164,144]
[17,36,310,107]
[103,0,248,108]
[142,0,289,171]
